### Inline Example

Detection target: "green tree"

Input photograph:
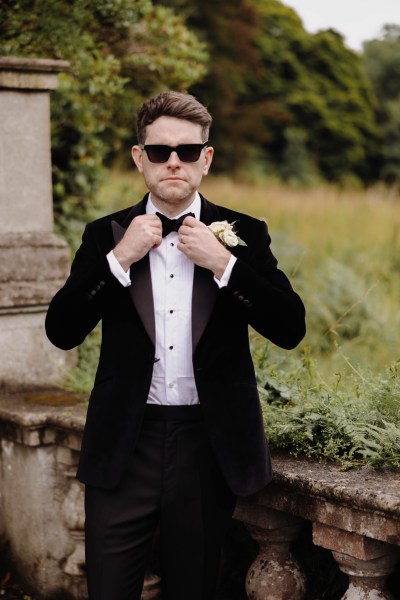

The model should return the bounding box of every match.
[155,0,379,184]
[0,0,208,229]
[249,0,378,183]
[363,25,400,184]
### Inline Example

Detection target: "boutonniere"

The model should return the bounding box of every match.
[208,220,247,248]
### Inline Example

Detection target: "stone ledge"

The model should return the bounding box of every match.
[0,390,86,443]
[0,391,398,520]
[0,57,70,73]
[236,453,400,548]
[0,232,70,308]
[269,452,400,518]
[0,56,70,90]
[0,280,69,310]
[0,231,69,248]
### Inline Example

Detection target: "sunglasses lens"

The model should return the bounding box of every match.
[145,146,171,163]
[144,144,207,163]
[177,145,203,162]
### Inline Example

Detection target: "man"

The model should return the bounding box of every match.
[46,91,306,600]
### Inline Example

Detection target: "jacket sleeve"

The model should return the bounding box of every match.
[45,222,124,350]
[227,219,306,349]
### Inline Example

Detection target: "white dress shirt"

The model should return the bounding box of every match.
[107,193,236,405]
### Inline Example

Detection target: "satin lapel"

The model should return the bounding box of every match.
[111,197,156,347]
[192,197,222,353]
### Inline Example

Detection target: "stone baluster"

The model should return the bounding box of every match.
[235,500,306,599]
[313,523,400,600]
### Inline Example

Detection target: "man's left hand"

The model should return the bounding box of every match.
[177,216,231,280]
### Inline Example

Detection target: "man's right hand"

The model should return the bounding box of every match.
[113,214,162,272]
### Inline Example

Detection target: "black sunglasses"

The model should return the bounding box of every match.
[142,142,208,163]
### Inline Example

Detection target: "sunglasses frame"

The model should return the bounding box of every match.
[141,142,209,163]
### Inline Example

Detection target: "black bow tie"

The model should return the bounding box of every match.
[156,211,195,237]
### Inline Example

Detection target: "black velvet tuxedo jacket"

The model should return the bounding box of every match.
[45,194,306,497]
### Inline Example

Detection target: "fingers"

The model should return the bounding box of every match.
[177,218,231,275]
[114,215,162,269]
[181,215,199,227]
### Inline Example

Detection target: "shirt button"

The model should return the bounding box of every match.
[169,345,174,350]
[170,274,174,278]
[168,382,175,389]
[169,310,174,314]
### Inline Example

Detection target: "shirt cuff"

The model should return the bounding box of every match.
[214,254,237,288]
[106,250,131,287]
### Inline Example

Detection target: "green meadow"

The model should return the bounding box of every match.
[65,173,400,468]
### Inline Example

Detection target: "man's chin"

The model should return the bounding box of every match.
[157,184,193,203]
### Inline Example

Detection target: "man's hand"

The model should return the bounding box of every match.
[177,216,231,280]
[113,214,162,272]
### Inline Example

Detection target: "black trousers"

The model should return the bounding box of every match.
[84,404,236,600]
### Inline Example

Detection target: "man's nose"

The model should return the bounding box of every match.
[167,151,181,166]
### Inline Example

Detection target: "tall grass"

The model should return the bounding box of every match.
[66,172,400,467]
[96,172,400,375]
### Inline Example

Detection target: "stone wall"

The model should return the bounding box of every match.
[0,390,398,600]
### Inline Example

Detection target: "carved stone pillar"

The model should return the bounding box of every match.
[313,523,400,600]
[235,501,306,600]
[0,56,73,387]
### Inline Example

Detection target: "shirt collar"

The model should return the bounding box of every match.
[146,192,201,220]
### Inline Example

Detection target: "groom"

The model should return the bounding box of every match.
[46,91,306,600]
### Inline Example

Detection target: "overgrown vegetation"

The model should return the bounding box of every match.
[255,343,400,469]
[0,0,208,230]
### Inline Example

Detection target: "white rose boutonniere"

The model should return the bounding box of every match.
[208,220,247,248]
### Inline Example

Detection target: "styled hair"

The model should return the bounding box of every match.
[136,91,212,144]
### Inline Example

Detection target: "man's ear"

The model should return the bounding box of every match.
[203,146,214,176]
[132,145,144,173]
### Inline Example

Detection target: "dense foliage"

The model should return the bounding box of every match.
[2,0,400,198]
[255,344,400,469]
[158,0,379,184]
[0,0,208,231]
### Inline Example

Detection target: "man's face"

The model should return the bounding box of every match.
[132,116,214,216]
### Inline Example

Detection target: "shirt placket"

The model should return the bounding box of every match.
[164,234,180,404]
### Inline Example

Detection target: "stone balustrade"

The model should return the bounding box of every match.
[235,457,400,600]
[0,390,399,600]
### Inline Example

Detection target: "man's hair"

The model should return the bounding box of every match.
[136,91,212,145]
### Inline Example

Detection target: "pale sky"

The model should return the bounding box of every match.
[284,0,400,50]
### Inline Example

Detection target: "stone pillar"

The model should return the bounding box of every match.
[313,523,400,600]
[235,500,306,600]
[0,56,73,387]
